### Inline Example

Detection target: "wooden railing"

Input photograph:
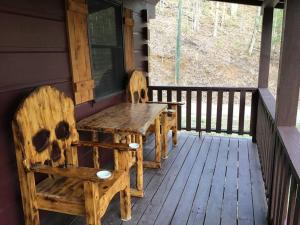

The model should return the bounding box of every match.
[256,88,300,225]
[148,85,258,138]
[149,85,300,224]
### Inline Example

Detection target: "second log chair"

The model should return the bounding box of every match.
[127,70,184,159]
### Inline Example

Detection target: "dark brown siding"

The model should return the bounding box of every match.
[0,0,152,224]
[0,1,71,224]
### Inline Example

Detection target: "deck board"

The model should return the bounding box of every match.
[41,133,268,225]
[220,138,239,225]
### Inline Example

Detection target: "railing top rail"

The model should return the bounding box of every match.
[258,88,300,182]
[258,88,276,120]
[149,85,257,92]
[278,127,300,183]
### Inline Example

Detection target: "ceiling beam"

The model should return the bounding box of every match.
[208,0,284,8]
[262,0,280,8]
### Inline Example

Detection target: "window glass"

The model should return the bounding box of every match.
[88,0,125,99]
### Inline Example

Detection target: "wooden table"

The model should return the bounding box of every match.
[77,103,167,197]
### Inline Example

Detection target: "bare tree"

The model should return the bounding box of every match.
[213,2,220,37]
[230,4,238,17]
[220,3,226,29]
[248,7,261,55]
[192,0,201,32]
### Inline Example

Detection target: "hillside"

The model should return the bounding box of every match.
[148,0,282,97]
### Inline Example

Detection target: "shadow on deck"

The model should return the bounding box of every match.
[41,132,268,225]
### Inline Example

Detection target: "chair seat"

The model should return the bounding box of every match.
[36,170,125,216]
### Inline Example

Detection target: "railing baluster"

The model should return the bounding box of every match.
[227,91,234,134]
[186,90,192,131]
[148,87,153,101]
[167,89,172,102]
[278,165,290,225]
[291,181,300,224]
[250,90,258,142]
[287,176,297,225]
[177,90,182,130]
[196,90,202,132]
[158,89,162,102]
[216,91,223,133]
[239,91,246,135]
[206,90,212,132]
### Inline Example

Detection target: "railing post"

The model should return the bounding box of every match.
[275,0,300,126]
[258,7,274,88]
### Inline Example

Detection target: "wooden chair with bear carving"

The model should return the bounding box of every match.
[128,70,184,158]
[12,86,138,225]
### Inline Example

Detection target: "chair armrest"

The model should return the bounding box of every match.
[31,166,116,182]
[147,101,185,106]
[72,141,139,151]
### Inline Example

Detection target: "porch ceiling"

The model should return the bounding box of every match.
[154,0,284,9]
[209,0,284,8]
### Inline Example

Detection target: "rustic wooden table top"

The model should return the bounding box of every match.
[77,103,167,135]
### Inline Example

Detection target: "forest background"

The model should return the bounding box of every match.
[148,0,300,129]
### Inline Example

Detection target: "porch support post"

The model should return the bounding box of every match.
[275,0,300,126]
[258,7,273,88]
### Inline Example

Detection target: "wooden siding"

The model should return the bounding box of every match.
[0,1,71,224]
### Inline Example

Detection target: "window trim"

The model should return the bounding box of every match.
[87,0,126,101]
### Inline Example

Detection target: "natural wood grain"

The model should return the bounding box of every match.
[92,131,100,169]
[124,8,135,75]
[77,103,166,136]
[128,71,148,103]
[128,71,181,152]
[12,86,132,225]
[66,0,94,104]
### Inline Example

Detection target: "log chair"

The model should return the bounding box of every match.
[127,70,184,159]
[12,86,138,225]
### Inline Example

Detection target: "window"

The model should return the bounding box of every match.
[87,0,125,99]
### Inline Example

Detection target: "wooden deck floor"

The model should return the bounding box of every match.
[41,132,268,225]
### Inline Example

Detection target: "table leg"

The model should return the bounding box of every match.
[143,116,162,169]
[161,112,169,159]
[135,134,144,197]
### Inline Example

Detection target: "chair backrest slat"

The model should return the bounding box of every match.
[128,71,149,104]
[12,86,79,168]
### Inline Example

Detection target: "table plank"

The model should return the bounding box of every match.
[77,103,167,135]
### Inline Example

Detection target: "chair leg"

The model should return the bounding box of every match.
[172,126,178,146]
[16,160,40,225]
[84,182,100,225]
[120,184,131,221]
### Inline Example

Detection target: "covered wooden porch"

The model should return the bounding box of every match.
[41,132,267,225]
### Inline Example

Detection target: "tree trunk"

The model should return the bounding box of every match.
[192,0,201,32]
[213,2,220,37]
[248,8,261,55]
[175,0,183,84]
[230,4,238,17]
[220,3,226,29]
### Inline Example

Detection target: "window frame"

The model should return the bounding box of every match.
[87,0,126,101]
